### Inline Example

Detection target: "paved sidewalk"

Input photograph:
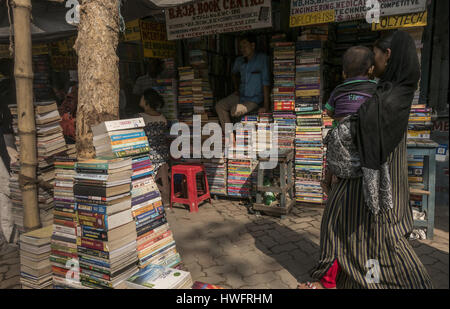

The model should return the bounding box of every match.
[1,199,448,289]
[166,199,449,289]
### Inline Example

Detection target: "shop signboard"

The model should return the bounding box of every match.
[371,11,427,31]
[124,19,141,42]
[140,20,176,58]
[290,0,427,27]
[165,0,272,40]
[32,43,49,55]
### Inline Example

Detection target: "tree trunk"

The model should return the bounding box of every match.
[74,0,120,159]
[12,0,40,231]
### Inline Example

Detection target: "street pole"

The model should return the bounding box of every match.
[12,0,41,231]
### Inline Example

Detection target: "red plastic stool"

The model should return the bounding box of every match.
[170,164,211,213]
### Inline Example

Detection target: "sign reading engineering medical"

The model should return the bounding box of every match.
[140,21,176,58]
[290,0,427,26]
[165,0,272,40]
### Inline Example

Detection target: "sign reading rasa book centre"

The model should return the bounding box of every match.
[165,0,272,40]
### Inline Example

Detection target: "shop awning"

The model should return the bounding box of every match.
[0,0,184,43]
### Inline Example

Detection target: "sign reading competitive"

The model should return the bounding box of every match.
[290,0,427,27]
[140,21,176,58]
[165,0,272,40]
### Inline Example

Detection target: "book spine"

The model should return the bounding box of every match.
[115,146,150,158]
[112,143,149,153]
[76,163,109,170]
[136,217,167,237]
[110,136,147,147]
[76,203,108,215]
[109,131,145,142]
[81,226,108,241]
[77,246,109,260]
[79,237,108,252]
[77,211,108,230]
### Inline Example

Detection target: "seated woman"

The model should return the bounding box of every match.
[138,88,170,207]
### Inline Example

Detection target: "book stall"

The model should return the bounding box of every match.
[3,0,441,290]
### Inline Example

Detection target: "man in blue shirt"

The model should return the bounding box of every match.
[215,34,271,135]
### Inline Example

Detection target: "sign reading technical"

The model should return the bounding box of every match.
[290,0,427,27]
[165,0,272,40]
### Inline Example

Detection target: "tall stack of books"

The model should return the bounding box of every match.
[154,79,178,124]
[203,158,227,196]
[92,118,149,158]
[295,39,325,204]
[9,100,68,232]
[51,157,82,289]
[20,225,53,289]
[74,157,138,289]
[178,66,195,124]
[131,158,181,269]
[273,112,296,151]
[227,159,255,198]
[402,28,431,141]
[408,154,425,211]
[273,42,296,112]
[125,264,193,289]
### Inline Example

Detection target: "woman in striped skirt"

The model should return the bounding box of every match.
[300,31,433,289]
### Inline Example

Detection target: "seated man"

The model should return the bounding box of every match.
[215,34,271,143]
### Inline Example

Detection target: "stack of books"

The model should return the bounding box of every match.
[92,118,149,158]
[232,114,258,159]
[20,225,53,289]
[297,25,329,42]
[132,161,181,269]
[9,100,68,232]
[178,66,195,124]
[227,159,255,198]
[402,28,430,142]
[203,158,227,196]
[295,39,325,204]
[154,79,178,124]
[408,154,425,211]
[273,42,296,112]
[51,157,82,288]
[125,264,193,289]
[74,157,138,289]
[295,114,324,204]
[273,112,296,151]
[256,113,273,154]
[407,105,432,140]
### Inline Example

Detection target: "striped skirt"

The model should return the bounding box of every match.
[310,137,433,289]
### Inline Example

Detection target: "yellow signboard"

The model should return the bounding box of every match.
[372,11,427,31]
[32,43,49,55]
[124,19,141,42]
[140,20,175,59]
[290,10,335,28]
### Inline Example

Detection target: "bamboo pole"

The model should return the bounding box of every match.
[12,0,41,231]
[74,0,120,159]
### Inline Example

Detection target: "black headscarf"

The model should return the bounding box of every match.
[351,30,421,170]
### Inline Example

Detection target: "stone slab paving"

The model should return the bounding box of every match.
[1,200,447,289]
[166,199,449,289]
